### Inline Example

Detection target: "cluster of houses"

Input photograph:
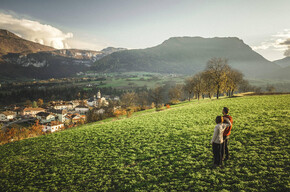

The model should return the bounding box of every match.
[0,91,120,133]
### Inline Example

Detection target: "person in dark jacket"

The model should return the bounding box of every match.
[221,107,233,161]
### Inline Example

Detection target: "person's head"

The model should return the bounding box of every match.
[216,116,223,124]
[222,107,229,115]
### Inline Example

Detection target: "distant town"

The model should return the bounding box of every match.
[0,90,120,133]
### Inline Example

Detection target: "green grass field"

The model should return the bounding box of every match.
[0,95,289,191]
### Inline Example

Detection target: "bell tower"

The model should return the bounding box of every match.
[97,90,101,99]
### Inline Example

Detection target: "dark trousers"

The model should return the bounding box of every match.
[222,136,229,160]
[212,143,223,165]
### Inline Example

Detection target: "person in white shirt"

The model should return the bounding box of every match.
[211,116,231,167]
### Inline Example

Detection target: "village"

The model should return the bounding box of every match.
[0,90,120,133]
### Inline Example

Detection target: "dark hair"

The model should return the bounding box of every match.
[223,107,229,114]
[216,116,223,124]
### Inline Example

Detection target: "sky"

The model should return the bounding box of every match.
[0,0,290,61]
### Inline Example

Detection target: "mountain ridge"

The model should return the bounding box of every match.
[0,29,283,79]
[273,57,290,68]
[0,29,126,79]
[92,36,280,77]
[0,29,55,58]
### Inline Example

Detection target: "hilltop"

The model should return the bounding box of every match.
[92,36,280,77]
[0,95,289,191]
[256,57,290,80]
[273,56,290,68]
[0,29,55,58]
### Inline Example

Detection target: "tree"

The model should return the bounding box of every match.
[137,91,149,109]
[6,127,16,143]
[205,58,230,99]
[29,120,43,136]
[120,92,138,117]
[120,92,137,109]
[201,71,215,99]
[169,84,183,103]
[266,84,276,93]
[32,101,38,108]
[151,86,163,107]
[106,100,119,117]
[238,79,251,92]
[37,99,44,107]
[25,100,32,107]
[183,77,195,101]
[192,73,204,100]
[86,109,105,123]
[226,69,244,97]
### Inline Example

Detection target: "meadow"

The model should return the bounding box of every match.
[0,95,289,191]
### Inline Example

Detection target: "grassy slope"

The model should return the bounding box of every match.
[0,95,289,191]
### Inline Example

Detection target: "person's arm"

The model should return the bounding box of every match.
[223,117,231,129]
[211,126,218,144]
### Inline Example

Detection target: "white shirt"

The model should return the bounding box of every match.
[211,122,231,144]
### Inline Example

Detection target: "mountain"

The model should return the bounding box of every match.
[92,37,280,77]
[261,66,290,80]
[273,57,290,68]
[101,47,127,55]
[0,29,55,58]
[0,29,126,79]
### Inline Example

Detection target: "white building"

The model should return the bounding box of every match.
[22,108,45,117]
[75,105,89,114]
[53,103,73,110]
[42,122,64,133]
[96,90,109,107]
[98,97,109,107]
[113,96,120,101]
[36,112,56,124]
[87,95,97,107]
[70,100,82,108]
[94,108,105,115]
[48,109,67,123]
[97,90,101,99]
[0,111,16,122]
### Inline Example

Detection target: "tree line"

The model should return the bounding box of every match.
[118,58,259,113]
[0,85,127,107]
[183,57,245,100]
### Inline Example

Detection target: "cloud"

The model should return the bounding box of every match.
[280,39,290,45]
[0,12,73,49]
[66,38,110,51]
[279,38,290,57]
[252,29,290,57]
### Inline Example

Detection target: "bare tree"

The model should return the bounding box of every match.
[183,77,195,101]
[238,79,251,92]
[25,100,32,107]
[169,84,183,103]
[137,91,149,109]
[201,71,215,99]
[37,99,44,107]
[205,58,230,99]
[120,92,137,109]
[266,84,276,93]
[151,86,163,107]
[192,73,204,100]
[226,69,244,97]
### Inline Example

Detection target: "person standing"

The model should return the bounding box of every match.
[211,116,231,167]
[222,107,233,161]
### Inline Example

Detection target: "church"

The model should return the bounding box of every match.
[87,90,109,107]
